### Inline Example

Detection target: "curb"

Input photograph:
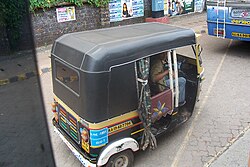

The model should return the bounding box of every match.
[0,67,51,86]
[39,67,52,76]
[0,71,37,86]
[195,29,207,35]
[195,29,207,39]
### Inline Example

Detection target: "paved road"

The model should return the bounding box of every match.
[0,76,55,166]
[1,12,250,167]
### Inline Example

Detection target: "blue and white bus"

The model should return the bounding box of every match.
[207,0,250,41]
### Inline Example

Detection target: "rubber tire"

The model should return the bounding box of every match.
[105,150,134,167]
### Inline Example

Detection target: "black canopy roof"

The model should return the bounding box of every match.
[52,22,196,73]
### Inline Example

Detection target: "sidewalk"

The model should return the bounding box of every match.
[209,129,250,167]
[168,11,207,34]
[0,45,52,86]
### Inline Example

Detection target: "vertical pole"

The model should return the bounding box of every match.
[167,51,174,109]
[173,50,179,108]
[223,0,226,38]
[216,0,219,37]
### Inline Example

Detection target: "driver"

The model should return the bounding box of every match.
[150,52,186,106]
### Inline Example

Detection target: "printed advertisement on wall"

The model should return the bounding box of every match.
[56,6,76,23]
[194,0,204,12]
[164,0,169,15]
[109,0,144,22]
[164,0,194,16]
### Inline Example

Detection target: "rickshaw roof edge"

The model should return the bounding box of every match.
[51,22,196,72]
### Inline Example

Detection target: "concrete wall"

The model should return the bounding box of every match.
[31,1,151,47]
[0,1,152,53]
[0,6,33,55]
[31,5,102,47]
[0,26,9,56]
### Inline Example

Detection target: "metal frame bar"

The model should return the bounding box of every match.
[167,51,175,109]
[173,50,179,108]
[216,0,226,38]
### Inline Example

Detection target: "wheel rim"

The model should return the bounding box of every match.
[113,155,129,167]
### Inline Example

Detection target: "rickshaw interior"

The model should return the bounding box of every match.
[141,48,199,135]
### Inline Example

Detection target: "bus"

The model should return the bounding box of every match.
[206,0,250,41]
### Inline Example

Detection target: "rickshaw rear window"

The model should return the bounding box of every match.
[55,61,79,94]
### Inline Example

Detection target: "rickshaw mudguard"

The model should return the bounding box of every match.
[97,138,139,166]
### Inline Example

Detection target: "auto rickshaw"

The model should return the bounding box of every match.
[51,22,204,167]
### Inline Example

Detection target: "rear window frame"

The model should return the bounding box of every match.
[54,59,80,96]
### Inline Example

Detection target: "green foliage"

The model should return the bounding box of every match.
[29,0,108,11]
[0,0,26,50]
[87,0,109,7]
[30,0,63,12]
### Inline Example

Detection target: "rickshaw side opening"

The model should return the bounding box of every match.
[51,22,204,167]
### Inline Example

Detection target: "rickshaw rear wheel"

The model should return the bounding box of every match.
[105,149,134,167]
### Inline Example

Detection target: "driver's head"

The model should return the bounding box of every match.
[159,52,167,61]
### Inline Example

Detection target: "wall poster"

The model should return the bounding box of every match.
[164,0,194,16]
[109,0,144,22]
[194,0,204,12]
[56,6,76,23]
